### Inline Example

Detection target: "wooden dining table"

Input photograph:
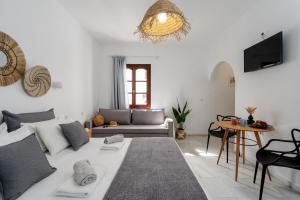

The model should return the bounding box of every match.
[215,120,274,182]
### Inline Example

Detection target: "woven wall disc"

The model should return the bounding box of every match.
[24,66,51,97]
[0,32,26,86]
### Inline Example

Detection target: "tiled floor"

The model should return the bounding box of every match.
[176,136,300,200]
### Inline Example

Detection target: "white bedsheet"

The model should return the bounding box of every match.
[18,138,132,200]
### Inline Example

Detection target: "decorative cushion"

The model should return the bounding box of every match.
[132,109,165,125]
[36,121,69,155]
[2,109,55,132]
[4,115,21,132]
[99,109,131,125]
[0,134,56,200]
[93,113,104,127]
[21,119,58,152]
[60,121,89,151]
[0,125,32,147]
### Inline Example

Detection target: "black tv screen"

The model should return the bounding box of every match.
[244,32,283,72]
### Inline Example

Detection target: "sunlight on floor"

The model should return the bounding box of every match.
[183,148,218,157]
[184,152,196,157]
[195,148,218,157]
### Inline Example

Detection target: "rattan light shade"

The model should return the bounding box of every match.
[136,0,190,43]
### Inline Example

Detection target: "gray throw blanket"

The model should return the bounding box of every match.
[73,160,97,186]
[104,134,124,144]
[104,138,208,200]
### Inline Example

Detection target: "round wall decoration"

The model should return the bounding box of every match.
[0,32,26,86]
[24,65,51,97]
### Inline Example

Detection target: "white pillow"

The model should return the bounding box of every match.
[21,119,58,152]
[0,123,8,135]
[36,122,69,156]
[0,126,32,146]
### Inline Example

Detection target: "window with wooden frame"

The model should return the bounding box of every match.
[126,64,151,109]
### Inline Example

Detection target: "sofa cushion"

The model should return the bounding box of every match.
[132,109,165,125]
[93,125,168,135]
[99,109,131,125]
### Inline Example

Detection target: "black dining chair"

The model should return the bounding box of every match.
[207,115,239,163]
[253,128,300,200]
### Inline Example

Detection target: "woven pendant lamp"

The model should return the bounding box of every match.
[136,0,191,43]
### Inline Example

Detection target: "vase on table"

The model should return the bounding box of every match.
[245,107,256,125]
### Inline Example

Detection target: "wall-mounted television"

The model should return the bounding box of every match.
[244,32,283,73]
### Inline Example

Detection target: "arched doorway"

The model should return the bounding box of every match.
[210,61,235,117]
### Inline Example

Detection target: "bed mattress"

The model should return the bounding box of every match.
[17,138,208,200]
[18,138,131,200]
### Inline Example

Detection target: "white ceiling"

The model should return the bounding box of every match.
[58,0,260,45]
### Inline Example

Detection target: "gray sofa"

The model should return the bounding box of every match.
[88,109,174,138]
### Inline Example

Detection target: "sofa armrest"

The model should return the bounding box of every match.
[164,118,175,138]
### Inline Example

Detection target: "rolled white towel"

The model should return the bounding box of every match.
[73,160,97,186]
[104,134,124,144]
[56,165,104,198]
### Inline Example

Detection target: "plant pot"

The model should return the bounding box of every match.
[176,128,186,140]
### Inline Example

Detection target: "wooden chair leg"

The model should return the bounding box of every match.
[217,129,229,165]
[254,161,259,183]
[259,165,267,200]
[226,139,229,163]
[206,134,210,153]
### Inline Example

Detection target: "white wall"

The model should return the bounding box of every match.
[0,0,94,121]
[206,0,300,188]
[93,42,236,134]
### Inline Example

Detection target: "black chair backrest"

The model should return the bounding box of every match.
[291,129,300,157]
[217,115,240,122]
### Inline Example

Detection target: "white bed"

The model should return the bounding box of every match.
[17,138,209,200]
[18,138,132,200]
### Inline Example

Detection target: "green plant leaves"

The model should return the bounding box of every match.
[172,101,191,124]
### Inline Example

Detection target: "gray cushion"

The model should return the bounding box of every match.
[60,121,89,151]
[132,109,165,125]
[2,109,55,132]
[99,109,131,125]
[0,134,56,200]
[4,116,20,132]
[2,109,55,123]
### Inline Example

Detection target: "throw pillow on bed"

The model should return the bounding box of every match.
[21,119,58,152]
[0,134,56,200]
[2,109,55,132]
[60,121,89,151]
[36,121,70,155]
[2,115,21,132]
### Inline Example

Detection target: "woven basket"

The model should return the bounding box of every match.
[24,65,51,97]
[0,32,26,86]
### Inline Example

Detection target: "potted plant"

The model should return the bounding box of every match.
[172,101,191,140]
